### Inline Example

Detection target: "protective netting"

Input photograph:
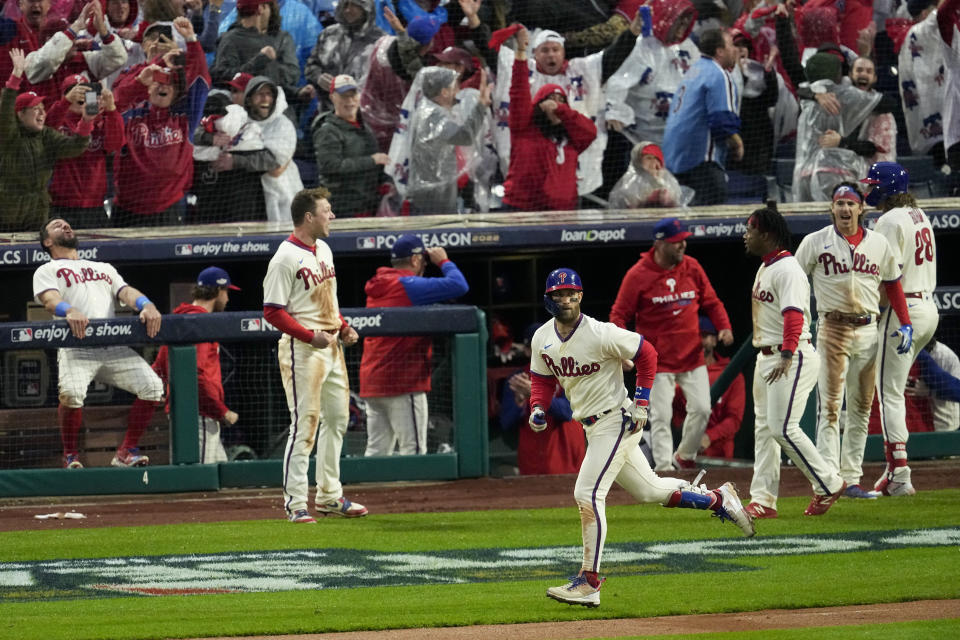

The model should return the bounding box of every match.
[3,0,956,235]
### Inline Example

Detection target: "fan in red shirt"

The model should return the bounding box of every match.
[671,316,745,459]
[610,217,734,471]
[45,73,124,228]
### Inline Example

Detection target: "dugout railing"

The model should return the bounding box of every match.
[0,306,488,498]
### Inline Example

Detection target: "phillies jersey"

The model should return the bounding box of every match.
[750,252,813,348]
[529,314,642,422]
[33,258,127,318]
[263,235,341,331]
[873,206,937,294]
[795,225,900,316]
[610,248,731,373]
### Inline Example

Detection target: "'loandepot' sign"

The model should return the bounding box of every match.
[1,527,957,600]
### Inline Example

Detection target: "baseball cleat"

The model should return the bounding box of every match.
[288,509,317,524]
[804,482,846,516]
[63,454,83,469]
[712,482,756,537]
[745,502,778,519]
[546,574,603,608]
[843,484,881,499]
[673,453,697,470]
[317,497,368,518]
[874,476,916,496]
[111,448,149,467]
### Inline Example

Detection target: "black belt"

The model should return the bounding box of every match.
[825,311,874,326]
[760,339,811,356]
[581,408,615,426]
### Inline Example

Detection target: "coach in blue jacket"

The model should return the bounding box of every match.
[662,29,743,206]
[358,234,469,456]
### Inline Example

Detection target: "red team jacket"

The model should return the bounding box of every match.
[671,355,745,458]
[46,104,125,207]
[151,303,229,420]
[610,248,731,373]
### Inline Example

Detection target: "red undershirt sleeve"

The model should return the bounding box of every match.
[263,306,314,343]
[632,338,658,389]
[883,280,912,326]
[781,309,804,352]
[529,372,559,411]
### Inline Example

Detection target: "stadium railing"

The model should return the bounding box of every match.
[0,306,488,498]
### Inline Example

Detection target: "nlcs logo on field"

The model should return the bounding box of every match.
[241,319,262,332]
[11,328,33,342]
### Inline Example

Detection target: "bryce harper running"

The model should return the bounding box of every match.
[529,268,754,608]
[862,162,939,496]
[262,187,366,524]
[743,207,846,518]
[794,182,912,498]
[33,218,164,469]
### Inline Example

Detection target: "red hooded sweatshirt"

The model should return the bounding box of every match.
[502,58,597,211]
[609,248,731,373]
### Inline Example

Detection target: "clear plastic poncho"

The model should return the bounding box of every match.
[386,66,490,214]
[608,165,692,209]
[792,79,881,202]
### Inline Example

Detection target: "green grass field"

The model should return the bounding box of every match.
[1,490,959,640]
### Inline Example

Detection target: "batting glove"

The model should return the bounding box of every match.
[893,324,913,355]
[529,405,547,432]
[629,387,650,432]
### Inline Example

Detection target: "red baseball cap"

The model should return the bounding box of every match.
[15,91,44,113]
[434,46,474,72]
[227,72,254,92]
[60,74,90,95]
[639,143,664,167]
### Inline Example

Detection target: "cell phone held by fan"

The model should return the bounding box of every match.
[84,90,99,116]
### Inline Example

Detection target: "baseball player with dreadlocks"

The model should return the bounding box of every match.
[743,207,847,518]
[862,162,939,496]
[529,268,754,609]
[794,182,913,500]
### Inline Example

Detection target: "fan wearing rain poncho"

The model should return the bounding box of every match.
[608,142,690,209]
[387,65,490,215]
[791,52,880,202]
[242,74,303,221]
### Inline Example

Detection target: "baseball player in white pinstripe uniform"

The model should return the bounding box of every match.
[794,183,913,498]
[530,268,753,609]
[262,187,365,524]
[33,218,164,470]
[743,208,847,518]
[862,162,939,496]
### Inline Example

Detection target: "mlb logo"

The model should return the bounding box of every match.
[241,318,261,331]
[356,237,376,249]
[694,225,706,236]
[175,244,194,256]
[11,328,32,342]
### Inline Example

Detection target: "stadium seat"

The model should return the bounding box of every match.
[773,158,794,202]
[899,155,951,198]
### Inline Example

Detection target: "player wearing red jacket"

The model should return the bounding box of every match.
[128,267,240,463]
[112,17,210,226]
[359,234,469,456]
[46,73,124,228]
[671,317,745,459]
[502,27,597,212]
[610,217,733,471]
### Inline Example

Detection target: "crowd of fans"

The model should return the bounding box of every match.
[1,0,958,231]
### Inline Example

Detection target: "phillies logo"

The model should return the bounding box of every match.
[566,75,586,102]
[909,35,923,59]
[817,253,880,276]
[674,51,693,73]
[295,262,336,291]
[752,283,774,303]
[557,272,568,284]
[665,278,677,293]
[496,101,509,129]
[57,267,114,287]
[901,81,919,110]
[128,121,184,148]
[652,91,672,119]
[541,353,600,378]
[921,113,943,139]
